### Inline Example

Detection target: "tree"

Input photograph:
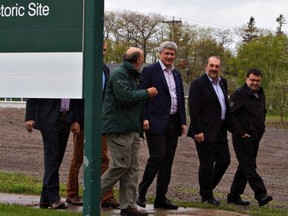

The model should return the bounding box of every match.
[236,34,288,120]
[276,14,287,36]
[235,16,260,43]
[104,10,164,63]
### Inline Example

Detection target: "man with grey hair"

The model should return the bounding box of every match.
[101,47,158,216]
[137,41,187,210]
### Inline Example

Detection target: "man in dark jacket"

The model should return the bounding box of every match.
[188,56,232,206]
[25,99,71,209]
[137,41,186,210]
[227,69,273,206]
[101,47,158,216]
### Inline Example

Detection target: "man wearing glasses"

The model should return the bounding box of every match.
[227,69,273,206]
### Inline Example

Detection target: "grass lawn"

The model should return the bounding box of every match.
[0,172,288,216]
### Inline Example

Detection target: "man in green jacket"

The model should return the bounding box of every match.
[101,47,158,216]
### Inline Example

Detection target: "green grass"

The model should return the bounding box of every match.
[171,187,288,216]
[0,204,81,216]
[266,115,288,121]
[1,172,288,216]
[0,172,69,196]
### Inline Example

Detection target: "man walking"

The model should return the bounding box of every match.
[227,69,273,206]
[188,56,232,206]
[101,47,158,216]
[137,41,186,210]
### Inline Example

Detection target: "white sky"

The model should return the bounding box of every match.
[105,0,288,32]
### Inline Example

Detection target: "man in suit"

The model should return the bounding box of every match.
[25,99,71,209]
[137,41,186,210]
[66,41,119,208]
[187,56,232,206]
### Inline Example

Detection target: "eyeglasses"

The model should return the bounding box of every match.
[247,78,261,83]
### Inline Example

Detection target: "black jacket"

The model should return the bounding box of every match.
[25,99,72,131]
[230,83,266,141]
[187,73,232,142]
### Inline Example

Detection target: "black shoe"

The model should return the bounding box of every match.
[154,199,178,209]
[120,208,148,216]
[228,198,250,206]
[258,195,273,206]
[202,198,220,206]
[136,195,146,208]
[39,202,50,208]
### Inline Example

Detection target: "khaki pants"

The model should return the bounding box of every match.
[101,133,140,209]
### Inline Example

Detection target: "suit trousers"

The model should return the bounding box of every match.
[101,133,140,209]
[195,129,230,199]
[228,136,267,200]
[40,114,70,204]
[138,115,179,202]
[66,130,113,202]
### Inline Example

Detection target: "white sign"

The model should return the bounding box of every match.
[0,53,83,98]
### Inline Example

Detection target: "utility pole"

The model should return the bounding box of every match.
[162,17,182,42]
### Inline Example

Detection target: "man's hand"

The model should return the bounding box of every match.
[147,87,158,98]
[71,122,81,135]
[25,120,35,132]
[194,132,204,143]
[143,120,149,131]
[181,125,187,135]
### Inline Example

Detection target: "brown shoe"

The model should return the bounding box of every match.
[120,208,148,216]
[101,197,120,208]
[50,200,67,209]
[66,196,83,206]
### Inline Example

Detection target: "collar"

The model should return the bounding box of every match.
[159,60,174,72]
[205,72,221,84]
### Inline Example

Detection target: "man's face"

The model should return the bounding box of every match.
[159,48,176,68]
[206,57,221,80]
[246,74,261,91]
[135,51,145,71]
[103,42,107,57]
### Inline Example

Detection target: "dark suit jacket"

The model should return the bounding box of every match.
[187,73,232,142]
[139,62,186,135]
[70,64,110,128]
[25,99,71,131]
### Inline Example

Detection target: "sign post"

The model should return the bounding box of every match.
[83,0,104,215]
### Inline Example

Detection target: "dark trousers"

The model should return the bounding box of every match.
[228,136,267,200]
[195,128,230,199]
[138,115,179,202]
[40,114,70,204]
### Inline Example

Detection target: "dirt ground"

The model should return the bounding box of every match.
[0,107,287,212]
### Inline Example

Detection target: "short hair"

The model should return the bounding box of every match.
[123,51,141,63]
[206,56,221,65]
[159,41,178,52]
[246,68,262,77]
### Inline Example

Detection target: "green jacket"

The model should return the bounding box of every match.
[102,61,148,134]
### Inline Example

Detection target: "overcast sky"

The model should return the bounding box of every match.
[105,0,288,32]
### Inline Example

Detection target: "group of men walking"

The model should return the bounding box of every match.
[24,40,272,216]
